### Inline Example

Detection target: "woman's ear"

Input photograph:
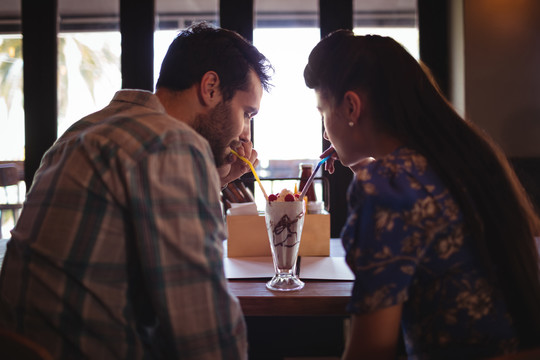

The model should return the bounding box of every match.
[343,90,362,126]
[199,71,222,106]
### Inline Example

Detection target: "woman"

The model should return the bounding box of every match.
[304,30,540,359]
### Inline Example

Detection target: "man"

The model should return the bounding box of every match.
[0,23,271,359]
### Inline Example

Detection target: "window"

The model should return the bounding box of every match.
[354,0,418,57]
[249,0,418,209]
[252,27,323,204]
[0,0,219,235]
[0,35,23,161]
[0,0,418,212]
[57,32,121,135]
[0,34,23,236]
[251,0,323,208]
[0,32,123,159]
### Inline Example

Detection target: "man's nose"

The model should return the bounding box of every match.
[240,120,251,142]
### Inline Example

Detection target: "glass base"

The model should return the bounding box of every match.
[266,274,305,291]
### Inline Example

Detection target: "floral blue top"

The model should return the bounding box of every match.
[341,147,518,359]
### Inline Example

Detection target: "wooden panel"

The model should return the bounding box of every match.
[21,0,58,188]
[2,0,416,17]
[219,0,256,192]
[319,0,353,38]
[418,0,450,97]
[318,0,354,237]
[219,0,253,42]
[120,0,155,91]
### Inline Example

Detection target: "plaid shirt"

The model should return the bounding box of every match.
[0,90,247,359]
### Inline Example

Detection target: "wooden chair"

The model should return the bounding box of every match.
[0,328,53,360]
[222,179,255,210]
[0,163,23,238]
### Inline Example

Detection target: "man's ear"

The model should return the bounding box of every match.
[200,71,222,106]
[343,90,362,126]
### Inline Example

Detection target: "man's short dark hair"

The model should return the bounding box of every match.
[156,22,272,101]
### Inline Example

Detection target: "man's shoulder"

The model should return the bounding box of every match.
[69,95,209,158]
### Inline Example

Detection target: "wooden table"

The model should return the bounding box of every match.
[228,238,353,316]
[228,239,353,359]
[228,280,353,317]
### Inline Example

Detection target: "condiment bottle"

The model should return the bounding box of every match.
[298,163,317,202]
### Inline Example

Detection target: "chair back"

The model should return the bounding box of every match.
[0,163,24,238]
[0,164,20,187]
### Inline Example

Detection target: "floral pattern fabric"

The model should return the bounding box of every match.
[341,147,518,359]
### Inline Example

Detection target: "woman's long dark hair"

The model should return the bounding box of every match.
[304,30,540,347]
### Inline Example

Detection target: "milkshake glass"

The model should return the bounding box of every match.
[265,200,305,291]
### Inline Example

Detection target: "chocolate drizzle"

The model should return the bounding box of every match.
[272,212,304,248]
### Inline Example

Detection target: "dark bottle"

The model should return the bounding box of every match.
[298,163,317,202]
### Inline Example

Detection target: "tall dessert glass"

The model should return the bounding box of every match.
[265,200,306,291]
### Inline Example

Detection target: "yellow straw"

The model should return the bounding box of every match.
[230,149,269,201]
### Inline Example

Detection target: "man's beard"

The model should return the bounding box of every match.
[192,101,233,168]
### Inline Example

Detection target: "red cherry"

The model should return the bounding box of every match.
[294,194,300,199]
[284,194,295,202]
[268,194,278,202]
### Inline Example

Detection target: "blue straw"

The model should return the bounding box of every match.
[299,152,334,200]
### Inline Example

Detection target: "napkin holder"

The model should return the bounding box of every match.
[226,210,331,257]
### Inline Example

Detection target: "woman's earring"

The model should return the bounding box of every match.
[348,121,354,127]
